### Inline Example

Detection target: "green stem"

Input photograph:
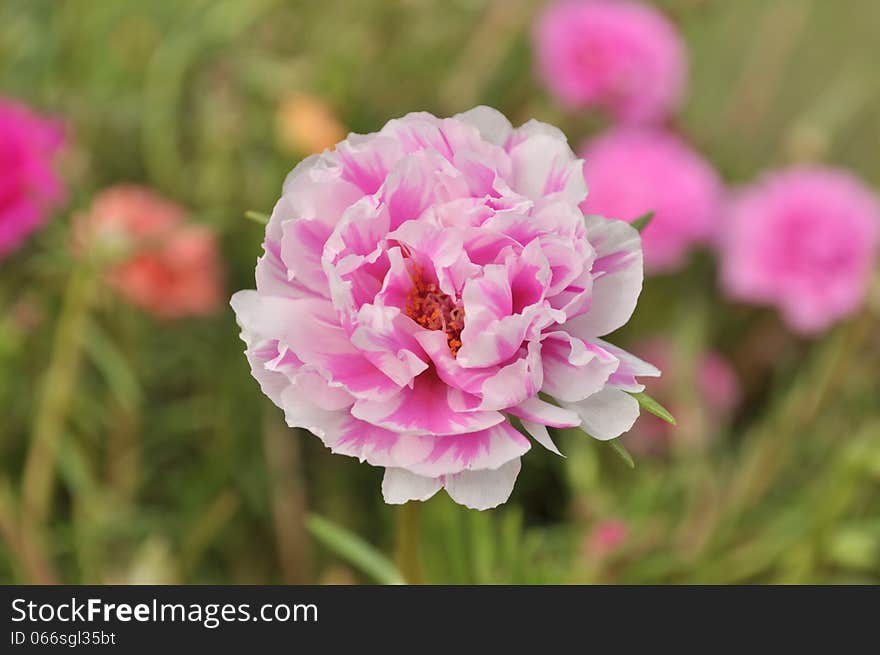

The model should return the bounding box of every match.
[394,502,424,585]
[723,312,870,521]
[22,260,97,529]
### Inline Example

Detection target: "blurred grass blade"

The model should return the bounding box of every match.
[607,439,635,469]
[631,212,655,233]
[306,514,403,585]
[244,210,269,225]
[83,320,142,410]
[632,391,677,425]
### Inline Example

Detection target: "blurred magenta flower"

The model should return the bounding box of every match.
[720,167,879,334]
[627,338,740,453]
[579,128,722,272]
[0,98,65,258]
[77,185,224,319]
[232,107,659,510]
[533,0,686,124]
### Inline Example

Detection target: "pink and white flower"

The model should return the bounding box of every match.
[533,0,687,125]
[0,98,65,259]
[232,107,658,510]
[720,166,879,334]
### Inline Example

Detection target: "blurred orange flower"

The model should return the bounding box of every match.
[275,94,346,155]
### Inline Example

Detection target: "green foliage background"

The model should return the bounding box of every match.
[1,0,879,584]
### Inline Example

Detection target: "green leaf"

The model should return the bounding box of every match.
[607,439,636,469]
[306,514,404,585]
[83,320,142,409]
[631,391,677,425]
[244,210,269,225]
[631,212,655,233]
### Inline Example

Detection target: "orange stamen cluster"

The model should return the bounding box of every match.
[404,267,465,356]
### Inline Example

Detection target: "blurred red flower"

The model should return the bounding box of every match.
[77,185,223,319]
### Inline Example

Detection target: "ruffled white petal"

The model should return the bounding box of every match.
[443,458,521,510]
[520,420,564,457]
[565,216,643,338]
[563,387,640,441]
[454,105,513,146]
[382,468,443,504]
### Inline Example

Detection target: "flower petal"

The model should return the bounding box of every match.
[336,132,405,194]
[414,329,496,394]
[280,217,332,296]
[477,341,543,410]
[453,105,513,146]
[350,371,504,436]
[382,468,443,504]
[254,295,402,400]
[520,420,564,457]
[350,304,429,387]
[277,386,349,441]
[457,241,550,368]
[507,132,587,206]
[443,458,522,510]
[596,338,661,392]
[563,387,640,441]
[565,216,643,338]
[508,396,582,429]
[541,332,619,402]
[331,418,434,468]
[407,421,530,477]
[381,150,469,230]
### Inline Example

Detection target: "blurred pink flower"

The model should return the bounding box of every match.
[533,0,687,124]
[0,98,65,258]
[80,185,224,319]
[585,519,629,557]
[627,338,741,453]
[720,167,880,334]
[232,107,659,510]
[699,351,741,416]
[579,128,722,272]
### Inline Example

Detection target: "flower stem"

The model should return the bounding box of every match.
[394,502,424,585]
[0,478,57,583]
[22,260,97,529]
[726,312,870,516]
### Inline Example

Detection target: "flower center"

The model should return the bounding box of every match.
[404,267,465,356]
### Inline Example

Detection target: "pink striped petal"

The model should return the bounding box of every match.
[351,371,504,436]
[509,396,581,429]
[508,133,587,206]
[414,329,496,395]
[541,332,619,402]
[565,216,644,338]
[280,218,332,296]
[381,150,470,230]
[595,338,661,392]
[336,133,405,194]
[330,418,435,468]
[350,304,429,387]
[477,340,543,411]
[407,421,530,477]
[267,297,402,400]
